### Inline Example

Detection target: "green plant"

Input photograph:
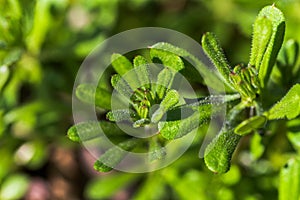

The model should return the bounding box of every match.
[69,4,300,199]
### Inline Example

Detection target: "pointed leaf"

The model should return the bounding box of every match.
[267,84,300,120]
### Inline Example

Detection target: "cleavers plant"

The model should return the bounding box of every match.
[68,5,300,198]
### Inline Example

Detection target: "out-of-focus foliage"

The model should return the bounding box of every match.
[1,0,300,199]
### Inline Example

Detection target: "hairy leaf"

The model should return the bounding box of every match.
[159,104,212,140]
[204,128,241,174]
[149,139,166,161]
[249,5,285,88]
[150,42,223,90]
[150,48,184,71]
[67,121,124,142]
[133,55,151,87]
[201,32,235,90]
[111,74,133,100]
[94,139,139,172]
[106,109,131,122]
[151,89,179,123]
[267,84,300,120]
[155,67,174,100]
[204,102,246,173]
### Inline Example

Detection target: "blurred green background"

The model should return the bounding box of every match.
[1,0,300,199]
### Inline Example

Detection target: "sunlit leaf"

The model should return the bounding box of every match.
[279,158,300,200]
[201,32,235,90]
[204,128,241,174]
[150,48,184,71]
[267,84,300,120]
[0,174,29,200]
[159,104,212,140]
[249,5,285,88]
[234,115,266,136]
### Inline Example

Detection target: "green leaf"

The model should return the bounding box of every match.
[250,133,265,160]
[201,32,235,90]
[133,55,151,87]
[0,110,5,136]
[150,42,223,91]
[155,67,174,100]
[221,165,241,185]
[151,89,179,123]
[76,84,111,110]
[267,84,300,120]
[150,48,184,71]
[234,115,266,136]
[0,174,29,200]
[287,118,300,151]
[0,65,9,92]
[132,172,166,200]
[279,158,300,200]
[159,104,212,140]
[106,109,131,122]
[204,102,246,174]
[85,173,138,199]
[149,138,166,161]
[2,48,22,66]
[204,128,241,174]
[94,139,139,172]
[249,5,285,88]
[111,74,133,100]
[67,121,124,142]
[283,39,299,67]
[111,53,133,76]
